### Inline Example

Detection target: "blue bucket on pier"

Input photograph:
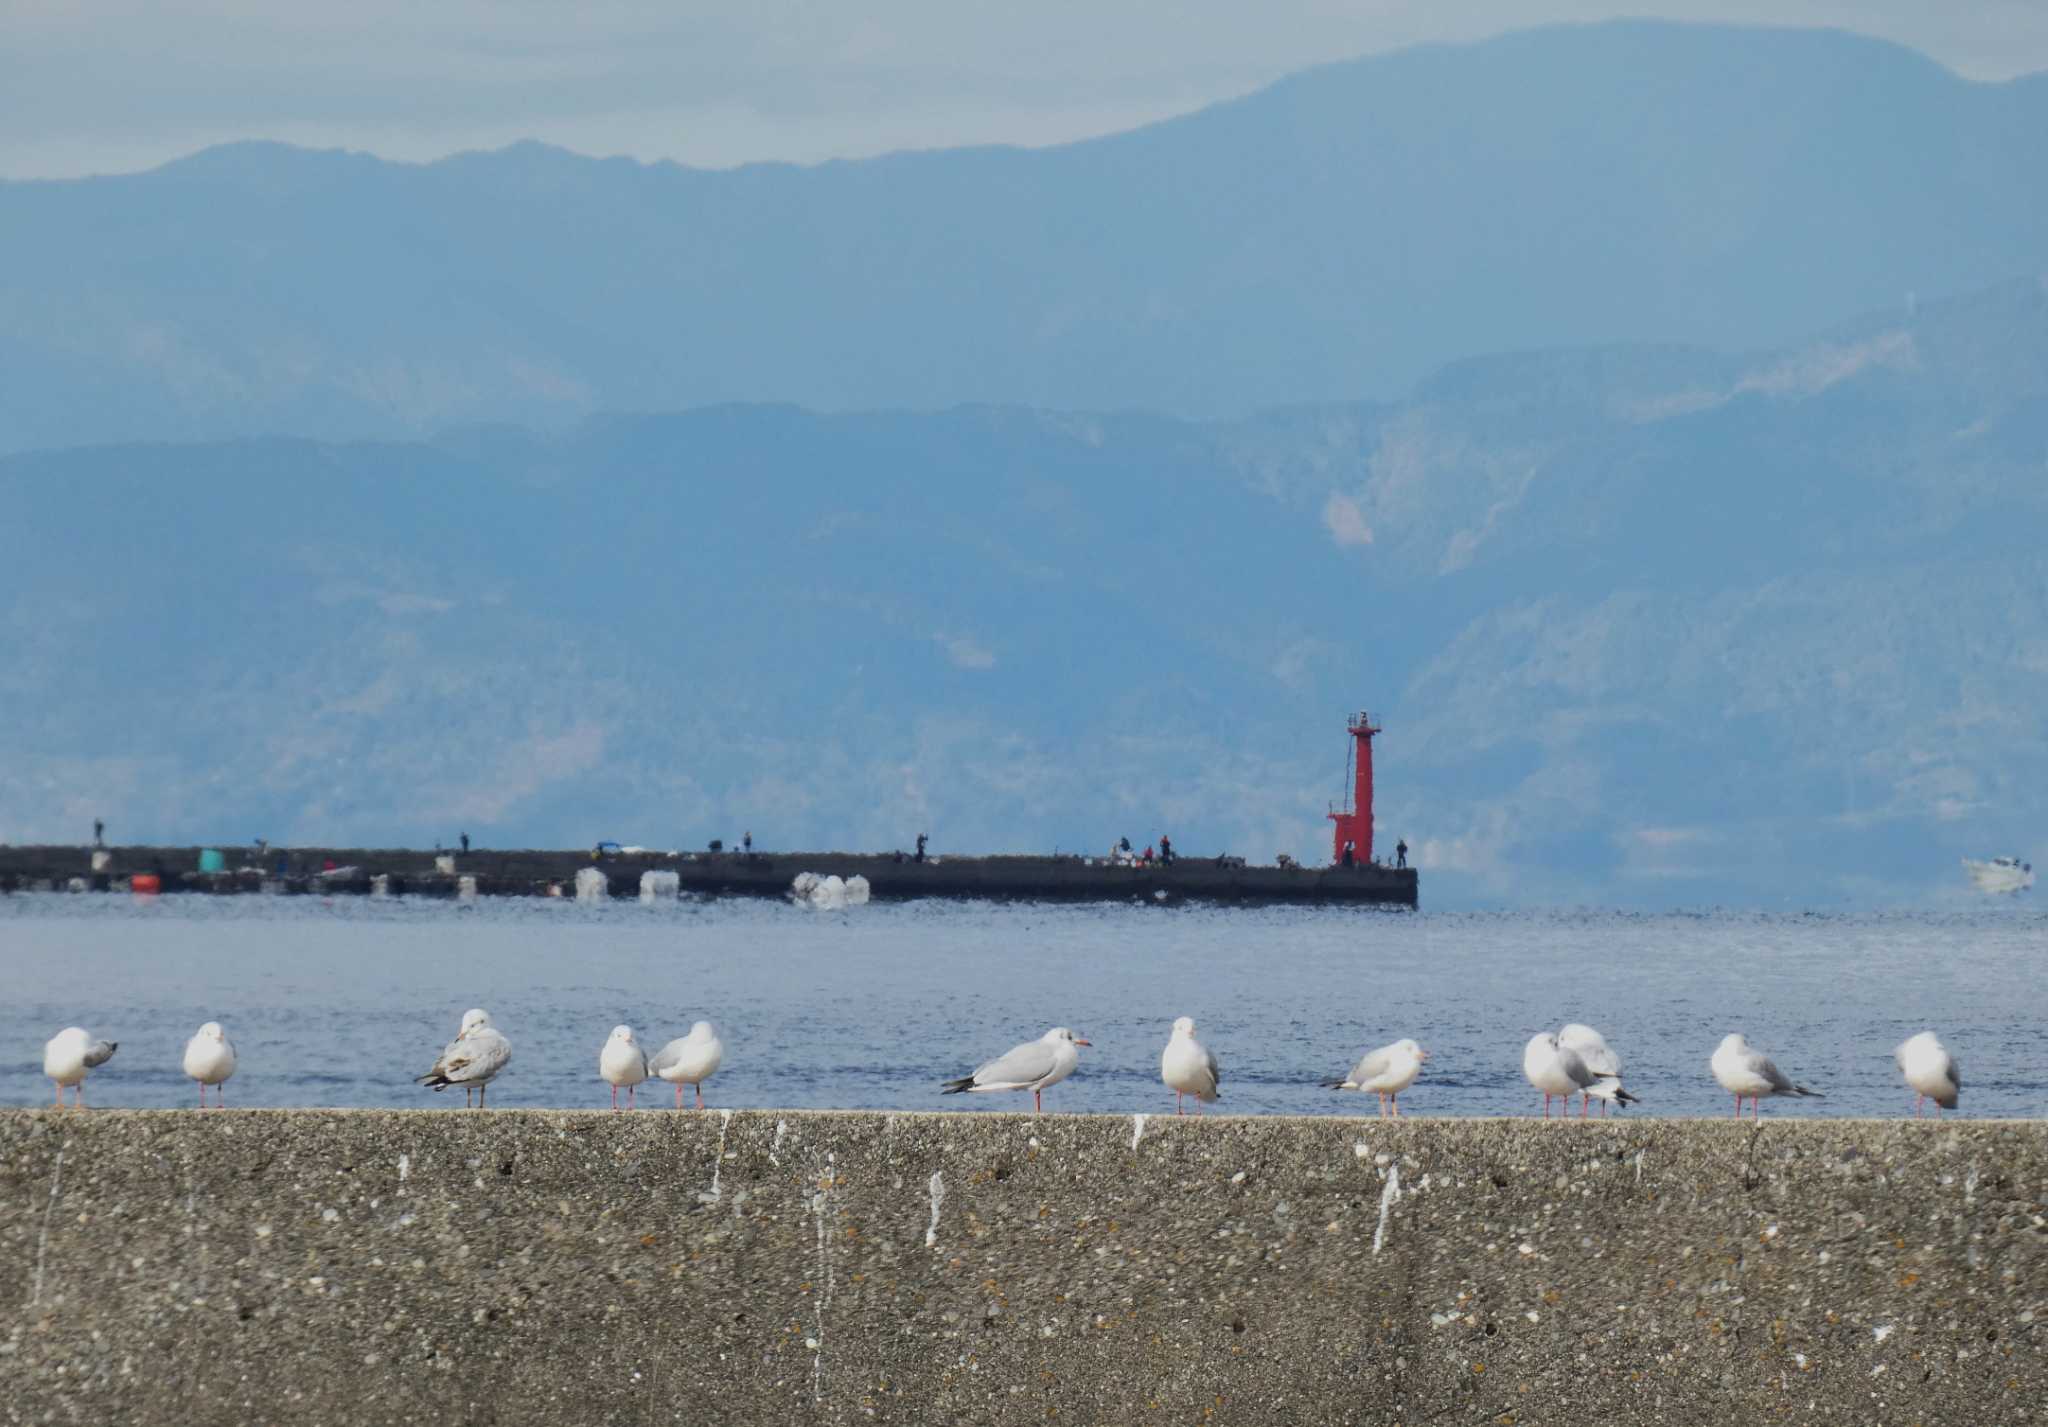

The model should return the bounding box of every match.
[198,848,226,873]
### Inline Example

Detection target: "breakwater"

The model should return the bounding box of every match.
[0,844,1418,906]
[2,1112,2038,1425]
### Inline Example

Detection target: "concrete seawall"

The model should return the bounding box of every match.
[2,1111,2041,1425]
[0,844,1418,906]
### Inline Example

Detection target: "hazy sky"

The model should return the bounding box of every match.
[3,1,2044,179]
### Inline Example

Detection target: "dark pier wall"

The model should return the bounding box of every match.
[0,845,1418,906]
[2,1111,2040,1425]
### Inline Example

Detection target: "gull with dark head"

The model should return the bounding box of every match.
[1323,1038,1428,1117]
[943,1027,1090,1114]
[1160,1016,1221,1116]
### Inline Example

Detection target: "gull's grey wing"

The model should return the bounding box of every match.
[424,1035,465,1078]
[1948,1055,1961,1092]
[1753,1053,1797,1094]
[1349,1045,1393,1084]
[647,1039,688,1075]
[1556,1045,1598,1091]
[83,1039,118,1068]
[975,1040,1057,1088]
[1205,1046,1222,1095]
[444,1030,512,1084]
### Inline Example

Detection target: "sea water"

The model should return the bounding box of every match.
[0,894,2042,1117]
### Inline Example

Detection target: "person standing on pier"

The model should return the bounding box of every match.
[460,832,470,854]
[93,818,105,847]
[1396,838,1408,869]
[915,832,928,863]
[743,830,752,854]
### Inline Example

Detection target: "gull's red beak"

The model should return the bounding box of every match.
[1075,1037,1092,1047]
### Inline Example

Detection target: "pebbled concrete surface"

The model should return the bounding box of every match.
[1,1111,2042,1425]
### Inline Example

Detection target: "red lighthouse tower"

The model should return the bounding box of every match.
[1327,710,1380,866]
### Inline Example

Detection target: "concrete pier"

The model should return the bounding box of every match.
[2,1112,2040,1424]
[0,844,1419,907]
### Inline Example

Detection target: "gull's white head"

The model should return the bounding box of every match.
[1171,1016,1196,1037]
[1395,1038,1429,1061]
[610,1025,636,1043]
[1895,1030,1944,1064]
[1525,1031,1558,1055]
[460,1008,491,1034]
[1559,1022,1600,1043]
[1045,1027,1092,1048]
[197,1021,225,1040]
[688,1020,717,1039]
[1716,1033,1748,1055]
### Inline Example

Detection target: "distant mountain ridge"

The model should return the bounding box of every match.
[3,20,2045,454]
[4,277,2044,906]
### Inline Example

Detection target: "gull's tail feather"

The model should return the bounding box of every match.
[1613,1086,1641,1105]
[1791,1084,1822,1098]
[941,1076,975,1095]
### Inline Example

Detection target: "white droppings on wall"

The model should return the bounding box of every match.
[701,1108,735,1205]
[31,1146,65,1308]
[1372,1164,1401,1256]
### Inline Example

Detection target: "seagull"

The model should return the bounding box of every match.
[599,1025,649,1111]
[43,1028,117,1108]
[1524,1031,1592,1118]
[649,1021,726,1110]
[182,1021,237,1108]
[1895,1031,1959,1119]
[416,1008,512,1108]
[1556,1023,1639,1115]
[1323,1038,1428,1117]
[1558,1023,1626,1116]
[1160,1016,1221,1116]
[1711,1033,1821,1120]
[1525,1031,1638,1118]
[942,1027,1090,1114]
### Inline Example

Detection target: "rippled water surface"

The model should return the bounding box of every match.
[2,894,2043,1118]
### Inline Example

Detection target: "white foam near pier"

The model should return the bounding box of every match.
[574,867,610,903]
[457,875,479,904]
[640,870,680,902]
[790,873,871,909]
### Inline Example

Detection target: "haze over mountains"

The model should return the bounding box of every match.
[5,275,2044,905]
[2,21,2045,454]
[2,21,2043,906]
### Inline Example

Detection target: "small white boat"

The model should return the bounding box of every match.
[1963,855,2035,894]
